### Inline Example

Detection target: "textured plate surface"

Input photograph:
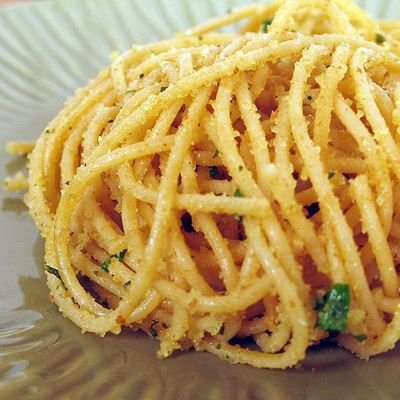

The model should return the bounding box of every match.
[1,0,400,399]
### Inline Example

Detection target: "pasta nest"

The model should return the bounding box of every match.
[27,5,400,369]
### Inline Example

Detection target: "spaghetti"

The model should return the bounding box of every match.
[7,0,400,368]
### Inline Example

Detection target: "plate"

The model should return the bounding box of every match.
[1,0,400,399]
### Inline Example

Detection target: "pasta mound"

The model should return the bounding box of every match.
[12,0,400,368]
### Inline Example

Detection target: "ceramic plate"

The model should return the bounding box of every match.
[1,0,400,398]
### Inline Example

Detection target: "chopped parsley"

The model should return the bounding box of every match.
[209,166,219,179]
[234,189,244,198]
[215,343,222,350]
[238,165,244,171]
[261,17,274,33]
[213,150,220,158]
[160,86,168,92]
[100,249,128,273]
[150,321,159,338]
[375,33,386,44]
[315,283,350,333]
[328,172,336,179]
[45,265,61,280]
[353,334,367,343]
[125,89,136,95]
[100,261,111,273]
[123,280,131,288]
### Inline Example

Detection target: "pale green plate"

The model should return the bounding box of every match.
[1,0,400,399]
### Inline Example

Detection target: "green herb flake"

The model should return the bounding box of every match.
[117,249,128,261]
[45,129,50,134]
[160,86,168,93]
[315,283,350,333]
[198,35,204,41]
[123,280,131,288]
[215,343,222,350]
[261,17,274,33]
[125,89,136,95]
[213,150,220,158]
[209,166,219,179]
[100,249,128,273]
[238,165,244,171]
[328,172,336,179]
[353,334,367,343]
[100,259,111,273]
[375,33,386,44]
[150,321,159,338]
[234,189,244,198]
[150,329,158,338]
[45,265,61,280]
